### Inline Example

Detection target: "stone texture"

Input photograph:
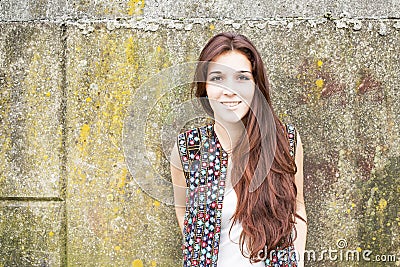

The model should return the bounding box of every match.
[1,0,399,21]
[0,201,64,267]
[143,0,323,19]
[391,0,400,18]
[0,0,145,21]
[144,0,399,19]
[0,23,64,198]
[0,0,67,21]
[65,27,184,266]
[324,0,394,18]
[66,0,146,19]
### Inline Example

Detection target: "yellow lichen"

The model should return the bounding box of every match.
[49,231,54,237]
[79,124,90,143]
[315,79,324,88]
[377,198,387,211]
[117,170,127,189]
[67,33,180,263]
[132,259,144,267]
[317,60,323,67]
[209,24,215,31]
[78,124,91,155]
[127,0,145,15]
[125,37,138,65]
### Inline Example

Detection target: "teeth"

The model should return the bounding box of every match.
[222,101,241,107]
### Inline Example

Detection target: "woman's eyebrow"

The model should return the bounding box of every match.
[208,70,251,75]
[208,71,222,76]
[237,70,252,74]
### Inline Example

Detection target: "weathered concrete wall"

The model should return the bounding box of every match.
[0,22,66,266]
[1,1,399,267]
[1,0,400,20]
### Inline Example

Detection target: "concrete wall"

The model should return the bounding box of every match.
[1,1,399,266]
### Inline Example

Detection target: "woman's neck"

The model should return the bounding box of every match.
[214,120,246,154]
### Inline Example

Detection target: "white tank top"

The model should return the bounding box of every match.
[216,184,265,267]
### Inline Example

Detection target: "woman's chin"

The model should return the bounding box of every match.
[214,114,246,125]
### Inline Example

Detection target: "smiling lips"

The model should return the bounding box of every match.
[220,101,242,107]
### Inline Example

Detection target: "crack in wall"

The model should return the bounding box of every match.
[59,22,68,267]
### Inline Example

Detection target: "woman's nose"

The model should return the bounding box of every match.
[222,87,235,95]
[221,80,236,95]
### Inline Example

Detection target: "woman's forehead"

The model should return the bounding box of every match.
[208,51,252,73]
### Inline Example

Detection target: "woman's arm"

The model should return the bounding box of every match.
[293,132,307,267]
[170,142,188,234]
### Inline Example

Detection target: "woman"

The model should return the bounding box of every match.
[170,32,307,267]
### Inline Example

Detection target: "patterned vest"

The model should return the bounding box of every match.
[177,123,298,267]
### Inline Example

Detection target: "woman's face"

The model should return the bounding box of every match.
[206,50,255,124]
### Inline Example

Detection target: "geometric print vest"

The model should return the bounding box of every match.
[177,123,298,267]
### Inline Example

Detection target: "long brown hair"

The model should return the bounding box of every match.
[192,32,301,262]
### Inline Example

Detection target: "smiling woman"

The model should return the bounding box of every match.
[170,32,307,267]
[206,51,255,126]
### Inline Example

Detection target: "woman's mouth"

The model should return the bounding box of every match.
[220,101,242,107]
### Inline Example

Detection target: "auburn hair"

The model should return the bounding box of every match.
[192,32,302,263]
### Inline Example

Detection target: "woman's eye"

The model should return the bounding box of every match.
[210,76,222,81]
[238,75,250,80]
